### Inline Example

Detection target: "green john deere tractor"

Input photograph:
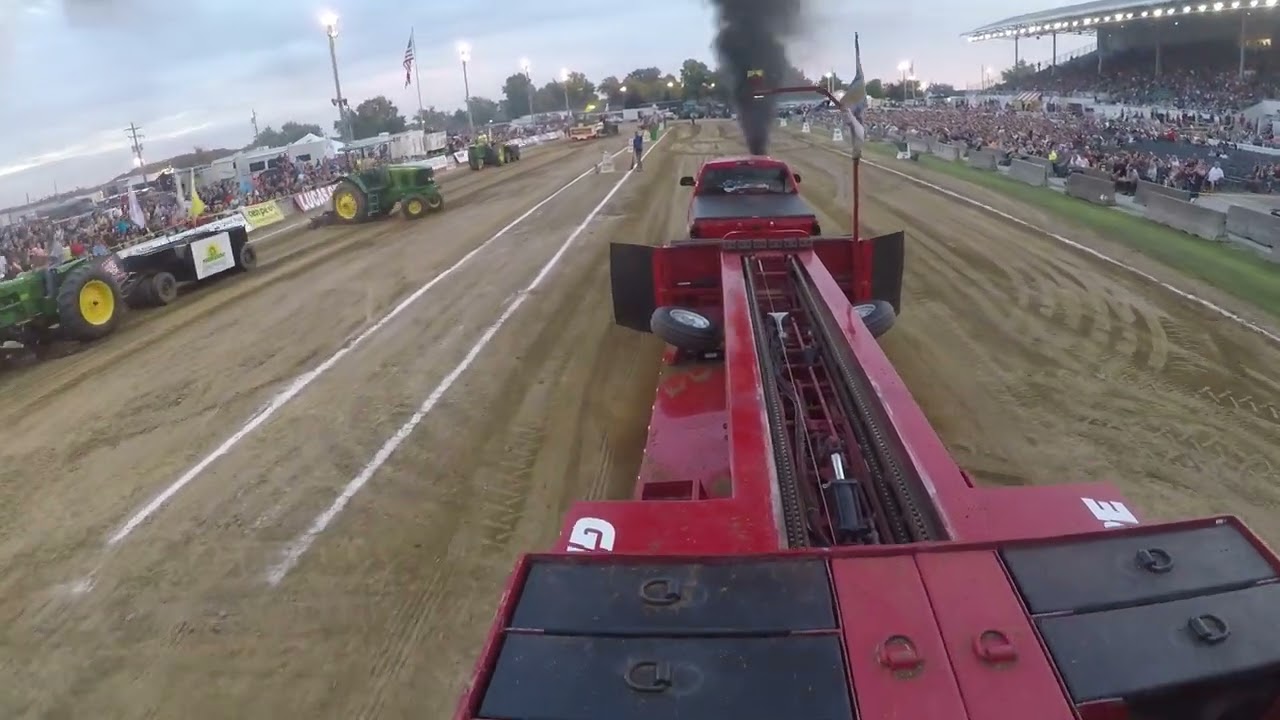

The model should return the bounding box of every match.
[0,255,127,360]
[467,135,521,171]
[330,163,444,224]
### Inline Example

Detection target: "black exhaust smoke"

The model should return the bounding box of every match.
[709,0,806,154]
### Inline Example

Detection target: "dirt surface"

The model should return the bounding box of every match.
[0,119,1278,719]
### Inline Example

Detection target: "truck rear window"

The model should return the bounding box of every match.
[699,166,791,195]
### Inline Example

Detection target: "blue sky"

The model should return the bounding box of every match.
[0,0,1089,208]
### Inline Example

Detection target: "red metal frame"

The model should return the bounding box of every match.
[453,79,1280,720]
[457,517,1280,720]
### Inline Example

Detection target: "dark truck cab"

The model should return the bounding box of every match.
[681,156,821,240]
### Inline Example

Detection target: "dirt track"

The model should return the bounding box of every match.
[0,120,1277,718]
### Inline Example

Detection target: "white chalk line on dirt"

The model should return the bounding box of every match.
[801,132,1280,347]
[104,143,638,549]
[264,131,671,584]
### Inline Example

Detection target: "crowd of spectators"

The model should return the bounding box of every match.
[1001,40,1280,113]
[0,153,347,278]
[860,102,1280,196]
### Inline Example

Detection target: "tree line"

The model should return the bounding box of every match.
[247,57,959,146]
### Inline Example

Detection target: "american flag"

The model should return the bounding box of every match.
[403,31,415,88]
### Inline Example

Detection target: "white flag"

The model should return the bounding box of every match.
[127,186,147,230]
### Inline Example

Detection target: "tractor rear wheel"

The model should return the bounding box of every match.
[331,181,367,224]
[401,194,430,220]
[56,264,123,341]
[150,271,178,306]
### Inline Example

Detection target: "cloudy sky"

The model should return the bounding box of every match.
[0,0,1088,208]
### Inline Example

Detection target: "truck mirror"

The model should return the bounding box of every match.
[679,176,695,187]
[793,173,802,183]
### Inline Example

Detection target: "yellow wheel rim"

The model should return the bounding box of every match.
[407,199,423,215]
[79,279,115,326]
[334,191,359,220]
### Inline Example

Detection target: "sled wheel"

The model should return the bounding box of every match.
[854,300,897,339]
[331,181,366,223]
[150,271,178,306]
[650,306,720,352]
[238,243,258,271]
[56,264,123,341]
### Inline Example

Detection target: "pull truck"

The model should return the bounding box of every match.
[454,80,1280,720]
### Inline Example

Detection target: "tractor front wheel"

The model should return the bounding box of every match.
[425,193,444,213]
[401,194,430,220]
[331,181,367,224]
[56,264,123,341]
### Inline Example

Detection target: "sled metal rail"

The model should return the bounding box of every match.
[742,250,941,547]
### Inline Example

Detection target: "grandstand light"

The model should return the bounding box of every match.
[1213,2,1223,9]
[319,10,338,37]
[1183,6,1191,12]
[1268,0,1276,7]
[1198,4,1207,10]
[1142,10,1150,15]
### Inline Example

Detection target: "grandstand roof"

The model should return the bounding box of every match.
[966,0,1278,40]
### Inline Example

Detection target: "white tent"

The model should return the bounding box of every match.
[288,133,341,164]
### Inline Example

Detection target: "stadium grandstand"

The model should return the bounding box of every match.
[919,0,1280,196]
[965,0,1280,101]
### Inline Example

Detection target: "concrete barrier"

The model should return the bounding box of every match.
[1065,173,1117,206]
[1009,159,1049,187]
[1225,205,1280,249]
[1134,180,1191,206]
[967,150,997,170]
[1022,156,1053,171]
[1074,166,1112,182]
[932,143,961,161]
[906,139,930,155]
[1144,193,1227,241]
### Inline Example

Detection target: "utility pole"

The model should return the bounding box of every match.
[251,110,260,141]
[125,122,147,183]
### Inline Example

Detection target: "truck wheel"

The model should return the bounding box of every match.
[238,243,258,271]
[650,306,719,352]
[56,264,123,341]
[854,300,896,338]
[150,271,178,306]
[401,195,430,219]
[331,181,366,224]
[425,193,444,212]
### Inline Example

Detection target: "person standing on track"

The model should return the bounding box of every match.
[631,130,644,171]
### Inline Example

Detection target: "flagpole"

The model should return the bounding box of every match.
[412,29,425,128]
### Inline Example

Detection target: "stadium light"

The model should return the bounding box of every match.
[319,11,353,142]
[458,42,474,136]
[559,67,571,115]
[520,58,534,117]
[319,10,338,37]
